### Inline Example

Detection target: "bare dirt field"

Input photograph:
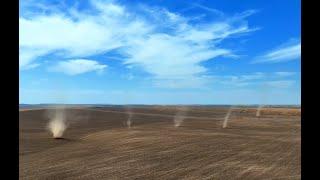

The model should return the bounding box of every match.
[19,106,301,180]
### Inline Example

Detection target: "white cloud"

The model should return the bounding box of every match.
[274,72,296,77]
[238,72,265,81]
[212,72,265,84]
[191,3,224,16]
[123,34,232,79]
[210,72,297,89]
[153,76,212,89]
[253,40,301,63]
[264,80,295,88]
[22,63,41,70]
[20,0,257,87]
[19,14,125,65]
[50,59,107,75]
[19,0,149,69]
[19,47,49,69]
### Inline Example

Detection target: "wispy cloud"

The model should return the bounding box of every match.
[191,3,224,16]
[252,39,301,63]
[49,59,107,75]
[20,0,258,87]
[20,62,40,70]
[211,72,265,87]
[210,72,297,88]
[153,76,212,89]
[274,71,296,77]
[264,80,295,88]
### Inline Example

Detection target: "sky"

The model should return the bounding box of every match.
[19,0,301,105]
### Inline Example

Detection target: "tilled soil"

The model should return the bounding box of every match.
[19,106,301,180]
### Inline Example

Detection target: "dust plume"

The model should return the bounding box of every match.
[174,106,188,127]
[46,106,68,138]
[126,108,133,128]
[124,105,133,129]
[223,106,233,128]
[256,105,264,117]
[257,83,269,117]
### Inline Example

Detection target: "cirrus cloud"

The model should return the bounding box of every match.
[252,39,301,64]
[20,0,258,88]
[49,59,107,75]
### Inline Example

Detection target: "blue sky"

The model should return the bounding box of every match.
[19,0,301,105]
